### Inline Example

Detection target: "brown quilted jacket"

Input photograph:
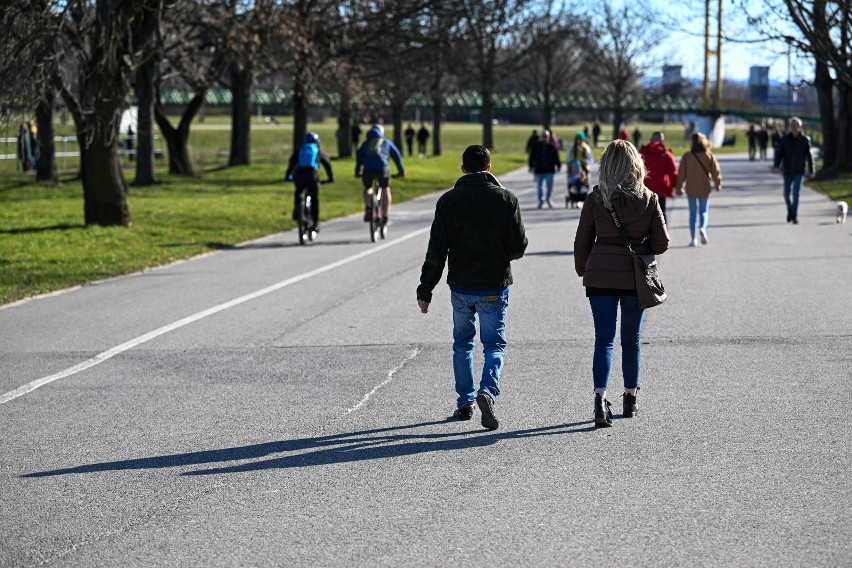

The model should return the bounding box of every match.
[574,189,670,290]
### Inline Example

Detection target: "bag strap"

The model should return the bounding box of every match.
[605,203,636,257]
[691,151,711,177]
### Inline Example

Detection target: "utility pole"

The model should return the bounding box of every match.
[703,0,723,110]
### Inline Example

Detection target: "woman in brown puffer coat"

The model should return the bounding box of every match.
[574,140,670,427]
[676,132,722,247]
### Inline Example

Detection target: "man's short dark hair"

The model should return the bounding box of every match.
[462,145,490,173]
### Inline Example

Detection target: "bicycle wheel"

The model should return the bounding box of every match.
[298,195,309,245]
[368,192,378,243]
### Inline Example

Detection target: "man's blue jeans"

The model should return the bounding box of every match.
[535,173,554,205]
[783,174,804,218]
[687,197,709,238]
[451,287,509,409]
[588,295,645,390]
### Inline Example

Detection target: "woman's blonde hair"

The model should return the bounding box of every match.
[690,132,710,153]
[596,139,646,208]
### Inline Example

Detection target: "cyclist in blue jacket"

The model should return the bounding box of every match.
[285,132,334,232]
[355,124,405,222]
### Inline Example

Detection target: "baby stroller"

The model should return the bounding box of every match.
[566,159,589,208]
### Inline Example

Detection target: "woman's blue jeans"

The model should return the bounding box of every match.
[687,197,709,238]
[451,288,509,409]
[783,174,803,218]
[535,173,554,204]
[588,295,645,390]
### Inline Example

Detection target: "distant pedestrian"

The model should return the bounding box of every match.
[639,132,678,223]
[632,127,641,147]
[417,123,430,157]
[747,124,757,161]
[17,121,34,172]
[772,116,814,224]
[573,140,670,427]
[404,123,416,157]
[528,129,561,208]
[126,125,135,163]
[676,132,722,247]
[619,126,629,141]
[525,130,538,154]
[757,125,769,161]
[416,145,528,430]
[592,121,601,147]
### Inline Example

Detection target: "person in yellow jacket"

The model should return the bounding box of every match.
[676,132,722,247]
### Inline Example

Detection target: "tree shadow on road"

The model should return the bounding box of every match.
[19,419,595,478]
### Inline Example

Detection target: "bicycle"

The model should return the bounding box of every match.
[294,178,331,245]
[365,173,401,243]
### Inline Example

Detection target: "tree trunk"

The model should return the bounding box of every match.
[133,56,157,186]
[79,119,131,227]
[292,79,308,153]
[336,98,352,158]
[154,92,204,177]
[835,80,852,173]
[541,81,552,130]
[482,88,494,149]
[431,96,443,156]
[228,61,252,167]
[35,89,57,183]
[612,107,624,142]
[814,60,836,176]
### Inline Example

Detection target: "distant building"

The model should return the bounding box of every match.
[662,65,682,96]
[749,66,769,104]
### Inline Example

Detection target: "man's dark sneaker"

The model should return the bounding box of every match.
[594,394,613,428]
[792,216,799,224]
[623,392,638,418]
[453,403,474,421]
[476,393,499,430]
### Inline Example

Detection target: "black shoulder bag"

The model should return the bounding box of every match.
[605,196,667,309]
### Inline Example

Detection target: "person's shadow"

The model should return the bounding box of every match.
[20,419,596,478]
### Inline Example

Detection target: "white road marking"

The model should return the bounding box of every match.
[0,228,430,406]
[344,348,421,415]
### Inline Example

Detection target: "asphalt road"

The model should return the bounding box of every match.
[1,153,850,567]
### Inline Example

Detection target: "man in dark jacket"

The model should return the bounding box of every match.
[772,117,814,224]
[416,145,528,430]
[528,130,561,208]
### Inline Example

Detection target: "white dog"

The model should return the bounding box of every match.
[837,201,848,224]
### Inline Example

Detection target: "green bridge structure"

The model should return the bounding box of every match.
[159,89,816,122]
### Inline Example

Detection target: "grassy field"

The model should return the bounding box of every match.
[1,116,845,306]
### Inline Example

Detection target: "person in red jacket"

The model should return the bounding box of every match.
[638,131,678,223]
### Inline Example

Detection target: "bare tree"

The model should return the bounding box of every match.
[521,0,584,129]
[584,4,656,142]
[459,0,535,149]
[737,0,852,174]
[0,1,170,226]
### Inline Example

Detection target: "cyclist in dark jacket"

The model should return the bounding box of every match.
[772,117,814,224]
[417,145,528,431]
[285,132,333,231]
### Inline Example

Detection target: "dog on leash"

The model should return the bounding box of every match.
[837,201,848,224]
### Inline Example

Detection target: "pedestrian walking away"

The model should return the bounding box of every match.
[592,121,601,148]
[573,140,670,427]
[404,123,416,157]
[416,145,528,430]
[747,124,758,161]
[416,123,430,157]
[632,127,641,147]
[757,124,769,161]
[285,132,334,233]
[528,129,561,208]
[525,129,538,154]
[355,124,405,224]
[772,117,814,224]
[676,132,722,247]
[638,131,678,223]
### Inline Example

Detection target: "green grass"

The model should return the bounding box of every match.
[807,173,852,202]
[0,115,820,306]
[0,121,530,305]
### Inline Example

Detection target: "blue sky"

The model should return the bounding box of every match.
[644,0,813,84]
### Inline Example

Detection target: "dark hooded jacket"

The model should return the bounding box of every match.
[574,187,670,290]
[773,132,814,176]
[417,172,528,303]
